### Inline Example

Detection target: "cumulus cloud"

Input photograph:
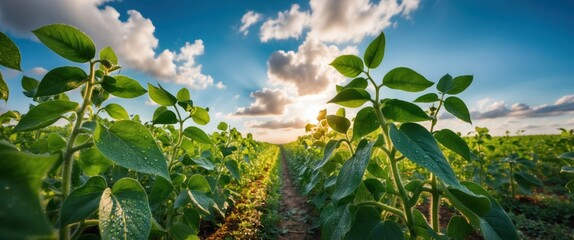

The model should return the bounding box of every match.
[267,37,357,96]
[234,88,293,116]
[239,10,262,36]
[260,4,310,42]
[29,67,48,76]
[247,117,307,129]
[0,0,219,90]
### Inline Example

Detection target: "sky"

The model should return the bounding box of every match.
[1,0,573,143]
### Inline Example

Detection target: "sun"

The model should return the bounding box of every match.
[302,106,322,123]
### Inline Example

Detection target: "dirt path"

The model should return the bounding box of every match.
[278,149,318,240]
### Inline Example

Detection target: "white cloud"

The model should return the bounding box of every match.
[239,10,262,36]
[0,0,216,90]
[247,117,307,129]
[234,88,293,116]
[215,81,226,89]
[458,95,574,120]
[260,4,310,42]
[267,37,357,96]
[29,67,48,76]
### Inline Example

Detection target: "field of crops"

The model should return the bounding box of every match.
[1,24,573,240]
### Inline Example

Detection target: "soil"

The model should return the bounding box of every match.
[278,149,318,240]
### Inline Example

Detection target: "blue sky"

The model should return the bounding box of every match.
[1,0,573,143]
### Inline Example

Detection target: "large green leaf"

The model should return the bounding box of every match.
[99,178,152,240]
[363,32,385,69]
[0,71,7,102]
[21,76,39,93]
[176,88,191,101]
[102,75,147,98]
[514,172,543,190]
[149,177,174,208]
[313,140,341,171]
[33,24,95,63]
[152,107,177,125]
[381,99,431,123]
[332,140,375,201]
[35,66,87,96]
[0,142,58,239]
[330,55,364,78]
[444,96,472,124]
[94,121,170,181]
[79,147,114,176]
[104,103,129,120]
[447,216,473,240]
[225,160,241,181]
[414,93,440,103]
[188,174,211,193]
[344,206,404,240]
[327,88,371,108]
[336,77,369,92]
[389,123,462,188]
[434,129,471,161]
[0,32,21,70]
[170,223,200,240]
[322,204,355,240]
[148,83,177,106]
[561,166,574,174]
[327,115,351,134]
[352,107,380,140]
[183,126,212,145]
[191,106,210,125]
[383,67,433,92]
[436,74,454,93]
[60,176,107,225]
[99,46,118,65]
[447,75,473,95]
[13,100,79,132]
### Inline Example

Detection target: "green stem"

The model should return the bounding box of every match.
[509,163,515,198]
[60,61,97,240]
[355,201,407,222]
[429,93,445,232]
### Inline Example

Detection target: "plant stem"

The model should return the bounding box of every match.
[509,163,515,198]
[355,201,407,222]
[60,61,97,240]
[428,94,444,233]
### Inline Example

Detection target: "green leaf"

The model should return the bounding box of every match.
[0,32,21,70]
[436,74,454,93]
[447,216,473,240]
[390,123,462,188]
[79,147,113,176]
[99,178,152,240]
[337,77,369,92]
[414,93,440,103]
[177,88,191,102]
[561,166,574,174]
[566,180,574,193]
[352,107,380,140]
[21,76,39,92]
[0,71,8,102]
[217,122,228,131]
[99,46,118,65]
[363,32,385,69]
[446,187,491,217]
[152,108,177,125]
[47,132,67,152]
[60,176,107,225]
[94,121,170,181]
[35,66,87,96]
[514,172,543,188]
[330,55,364,78]
[0,143,59,239]
[188,174,211,193]
[327,115,351,134]
[183,126,212,145]
[332,140,375,201]
[381,99,431,123]
[322,204,355,240]
[33,24,95,63]
[190,156,216,171]
[191,107,210,125]
[186,190,214,215]
[104,103,129,120]
[149,177,174,207]
[169,223,199,240]
[447,75,473,95]
[327,88,371,108]
[181,208,201,233]
[383,67,433,92]
[226,160,241,181]
[336,108,346,117]
[444,96,472,124]
[434,129,471,161]
[559,152,574,161]
[148,83,177,106]
[13,100,79,132]
[313,140,341,171]
[102,75,147,98]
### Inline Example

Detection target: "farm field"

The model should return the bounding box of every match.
[1,1,574,240]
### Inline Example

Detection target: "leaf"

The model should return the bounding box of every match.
[99,46,118,65]
[337,77,369,92]
[104,103,129,120]
[79,147,113,176]
[514,172,543,188]
[186,190,214,215]
[102,75,147,98]
[314,140,341,171]
[566,180,574,193]
[33,24,95,63]
[191,107,210,125]
[364,32,385,69]
[226,160,241,181]
[414,93,440,103]
[35,66,88,96]
[149,177,174,208]
[148,83,177,106]
[444,96,472,124]
[381,99,431,123]
[383,67,433,92]
[332,140,375,201]
[447,216,473,240]
[561,166,574,174]
[390,123,462,188]
[47,132,67,152]
[152,108,177,125]
[322,204,355,240]
[13,100,79,132]
[327,88,371,108]
[327,115,351,134]
[177,88,191,101]
[559,152,574,161]
[0,142,59,239]
[447,75,473,95]
[60,176,107,225]
[183,126,212,145]
[330,55,364,78]
[170,223,199,240]
[0,71,8,102]
[94,121,170,181]
[436,74,454,93]
[188,174,211,193]
[352,107,380,140]
[99,178,152,240]
[434,129,471,161]
[21,76,39,92]
[0,32,22,70]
